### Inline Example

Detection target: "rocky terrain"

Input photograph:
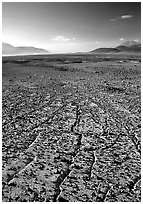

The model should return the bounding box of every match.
[2,54,141,202]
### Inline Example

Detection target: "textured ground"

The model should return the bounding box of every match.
[2,54,141,202]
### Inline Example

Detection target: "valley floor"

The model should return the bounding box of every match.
[2,54,141,202]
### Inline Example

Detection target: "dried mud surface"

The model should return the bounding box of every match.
[2,54,141,202]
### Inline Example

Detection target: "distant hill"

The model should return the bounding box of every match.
[2,43,49,56]
[115,46,129,52]
[91,48,120,54]
[91,40,141,54]
[116,40,141,52]
[115,45,141,52]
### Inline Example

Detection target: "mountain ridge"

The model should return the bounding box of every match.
[120,40,141,47]
[2,43,49,56]
[91,40,141,54]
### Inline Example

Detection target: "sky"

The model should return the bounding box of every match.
[2,2,141,53]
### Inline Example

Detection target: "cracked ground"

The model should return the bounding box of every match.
[2,54,141,202]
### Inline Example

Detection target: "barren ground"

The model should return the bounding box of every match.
[2,54,141,202]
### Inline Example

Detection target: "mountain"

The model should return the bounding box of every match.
[2,43,15,51]
[115,45,141,52]
[91,48,120,54]
[115,46,129,52]
[117,40,141,52]
[120,40,140,47]
[128,44,141,52]
[91,40,141,54]
[2,43,49,56]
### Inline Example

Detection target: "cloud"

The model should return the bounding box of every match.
[52,36,69,41]
[110,14,133,21]
[119,38,124,41]
[121,15,133,19]
[83,41,101,45]
[52,36,76,42]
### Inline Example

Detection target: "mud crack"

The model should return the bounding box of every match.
[88,150,97,181]
[71,104,81,132]
[53,167,71,202]
[53,132,83,202]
